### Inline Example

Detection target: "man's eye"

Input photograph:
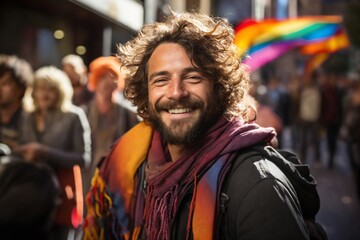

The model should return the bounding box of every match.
[186,75,203,82]
[153,78,168,86]
[1,80,13,86]
[189,75,201,79]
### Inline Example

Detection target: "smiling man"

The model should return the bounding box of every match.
[147,43,221,154]
[84,12,313,240]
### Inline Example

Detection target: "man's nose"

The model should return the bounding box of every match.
[166,78,189,99]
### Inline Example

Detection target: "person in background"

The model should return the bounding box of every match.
[260,77,290,148]
[298,72,322,164]
[320,73,343,169]
[248,79,283,136]
[248,97,283,141]
[61,54,93,106]
[14,66,91,240]
[83,56,138,192]
[0,152,60,240]
[112,61,138,114]
[0,55,58,240]
[286,75,301,151]
[0,54,33,149]
[84,12,311,240]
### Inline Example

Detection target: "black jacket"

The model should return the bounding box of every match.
[170,150,311,240]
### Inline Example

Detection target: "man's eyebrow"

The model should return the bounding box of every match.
[182,67,201,74]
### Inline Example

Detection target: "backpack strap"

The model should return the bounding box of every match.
[192,155,228,240]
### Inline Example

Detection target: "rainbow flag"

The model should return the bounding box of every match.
[234,16,349,71]
[300,29,349,55]
[301,29,350,74]
[304,53,330,75]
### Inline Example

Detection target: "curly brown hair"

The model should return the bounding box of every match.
[117,12,250,123]
[0,54,33,100]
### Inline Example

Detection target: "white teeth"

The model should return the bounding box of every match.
[168,108,192,114]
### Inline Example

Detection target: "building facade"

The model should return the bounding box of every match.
[0,0,144,68]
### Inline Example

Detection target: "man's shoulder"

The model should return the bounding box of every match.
[223,150,291,194]
[222,145,320,217]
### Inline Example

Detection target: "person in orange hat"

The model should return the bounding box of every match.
[83,56,139,193]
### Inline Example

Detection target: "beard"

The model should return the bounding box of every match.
[149,97,221,145]
[0,98,13,109]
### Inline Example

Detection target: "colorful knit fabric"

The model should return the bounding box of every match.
[84,122,153,240]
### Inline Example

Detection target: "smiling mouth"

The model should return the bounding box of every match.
[168,108,193,114]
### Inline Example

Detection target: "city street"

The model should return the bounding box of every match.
[310,139,360,240]
[282,127,360,240]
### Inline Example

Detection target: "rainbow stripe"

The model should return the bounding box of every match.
[300,29,349,55]
[234,16,349,71]
[301,29,349,74]
[304,53,330,75]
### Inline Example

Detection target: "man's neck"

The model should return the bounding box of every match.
[167,144,187,162]
[0,103,21,124]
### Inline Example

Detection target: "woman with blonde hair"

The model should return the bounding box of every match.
[15,66,91,240]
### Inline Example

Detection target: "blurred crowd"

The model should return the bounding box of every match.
[249,69,360,201]
[0,54,139,239]
[1,53,360,239]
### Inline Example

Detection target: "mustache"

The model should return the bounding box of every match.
[155,99,204,111]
